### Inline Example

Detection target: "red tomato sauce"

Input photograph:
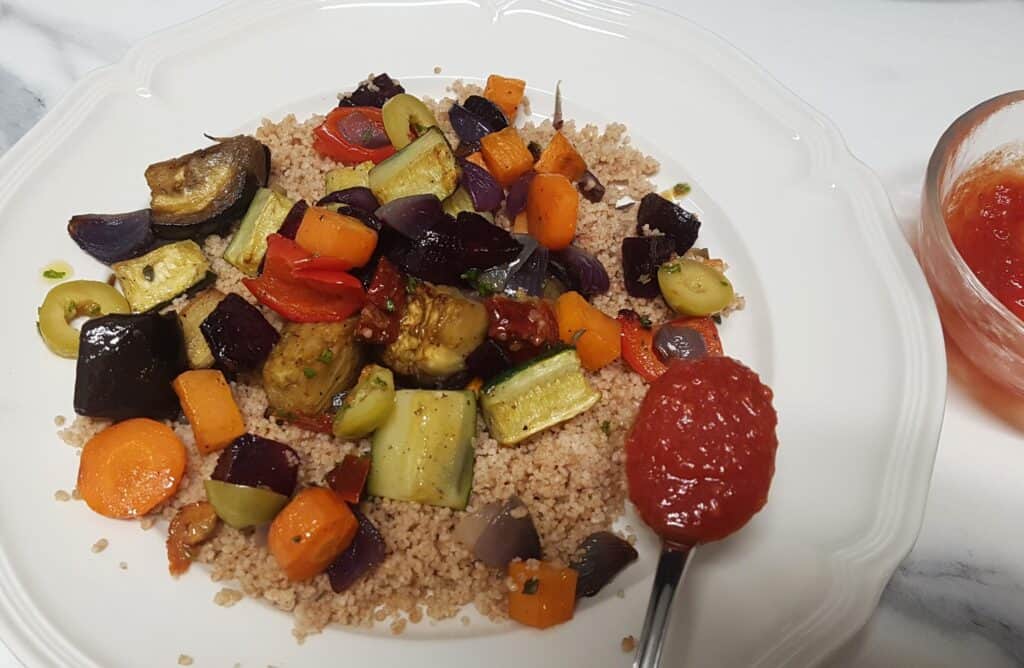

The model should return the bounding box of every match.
[946,160,1024,320]
[625,357,778,546]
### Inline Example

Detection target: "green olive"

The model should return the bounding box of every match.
[333,364,396,440]
[381,93,439,150]
[38,280,130,358]
[204,479,289,529]
[657,258,734,316]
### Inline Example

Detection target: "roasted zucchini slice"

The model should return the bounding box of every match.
[145,135,269,239]
[177,288,225,369]
[368,127,459,204]
[223,188,294,276]
[324,161,374,195]
[111,240,211,313]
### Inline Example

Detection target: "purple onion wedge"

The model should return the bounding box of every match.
[67,209,154,264]
[316,187,380,214]
[455,497,541,570]
[549,246,610,297]
[456,212,522,269]
[327,506,387,593]
[278,200,308,240]
[636,193,700,254]
[570,531,638,598]
[463,95,508,133]
[460,160,503,212]
[375,194,447,239]
[465,339,513,382]
[211,434,300,498]
[200,293,280,376]
[337,73,404,108]
[622,235,675,298]
[505,171,535,219]
[577,170,606,203]
[449,103,493,144]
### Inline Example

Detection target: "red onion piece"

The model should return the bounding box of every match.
[460,160,503,212]
[570,531,638,598]
[316,187,380,213]
[327,506,387,593]
[505,171,535,219]
[67,209,154,264]
[278,200,308,240]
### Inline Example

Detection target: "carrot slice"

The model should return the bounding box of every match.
[534,132,587,182]
[172,370,246,455]
[77,418,187,519]
[295,206,378,267]
[268,487,358,581]
[484,75,526,120]
[555,291,622,371]
[527,173,579,250]
[508,560,578,629]
[480,128,534,187]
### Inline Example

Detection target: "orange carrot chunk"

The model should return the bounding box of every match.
[295,206,378,267]
[508,560,578,629]
[526,173,579,250]
[172,369,246,455]
[480,128,535,187]
[268,487,359,581]
[484,75,526,120]
[555,291,622,371]
[534,132,587,182]
[77,418,187,519]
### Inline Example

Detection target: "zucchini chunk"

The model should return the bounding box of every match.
[145,135,269,239]
[111,240,211,313]
[480,347,601,445]
[368,389,477,509]
[224,188,294,276]
[442,187,494,223]
[177,288,225,369]
[263,318,366,417]
[333,364,396,440]
[369,127,459,204]
[324,161,374,195]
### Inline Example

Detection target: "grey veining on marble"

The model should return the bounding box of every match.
[0,66,44,152]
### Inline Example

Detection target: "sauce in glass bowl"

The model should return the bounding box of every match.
[945,154,1024,321]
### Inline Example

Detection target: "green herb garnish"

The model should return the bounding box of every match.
[405,276,421,294]
[522,578,540,595]
[639,314,653,329]
[319,348,334,364]
[42,269,66,279]
[303,367,318,379]
[385,297,395,313]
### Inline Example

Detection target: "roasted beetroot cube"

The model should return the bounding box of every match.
[74,313,185,420]
[200,293,279,375]
[211,434,299,497]
[327,506,386,593]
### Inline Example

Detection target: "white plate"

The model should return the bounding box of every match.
[0,1,945,666]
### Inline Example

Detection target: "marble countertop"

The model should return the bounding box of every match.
[2,0,1023,665]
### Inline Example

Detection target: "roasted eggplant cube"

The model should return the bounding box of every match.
[73,313,186,420]
[200,293,280,375]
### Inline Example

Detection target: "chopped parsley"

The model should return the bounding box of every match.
[318,348,334,364]
[460,268,495,297]
[639,314,653,329]
[522,578,540,595]
[303,367,318,379]
[405,275,421,294]
[384,297,395,313]
[42,269,66,279]
[600,420,611,436]
[662,262,681,274]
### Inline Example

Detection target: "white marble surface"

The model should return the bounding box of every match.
[1,0,1023,665]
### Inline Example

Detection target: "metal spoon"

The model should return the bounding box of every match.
[634,543,697,668]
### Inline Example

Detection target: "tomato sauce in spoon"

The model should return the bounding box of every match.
[626,356,778,546]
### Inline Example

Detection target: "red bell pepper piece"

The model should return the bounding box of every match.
[618,309,724,382]
[325,454,372,504]
[243,234,366,323]
[313,107,396,164]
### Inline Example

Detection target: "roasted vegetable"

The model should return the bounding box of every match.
[326,506,386,593]
[570,531,638,598]
[278,200,309,239]
[480,347,600,445]
[534,132,587,182]
[460,160,503,212]
[337,73,404,108]
[480,127,534,188]
[485,295,559,360]
[204,480,288,530]
[263,318,365,417]
[356,257,407,345]
[37,280,130,358]
[200,293,280,375]
[622,236,674,298]
[269,487,359,581]
[177,288,225,369]
[555,291,621,371]
[527,173,578,250]
[111,240,211,313]
[381,281,487,381]
[636,193,700,254]
[74,313,186,420]
[317,186,379,214]
[508,561,578,629]
[576,170,606,203]
[145,135,269,239]
[324,161,374,194]
[442,186,494,222]
[548,245,611,298]
[67,209,154,264]
[658,258,734,316]
[368,389,477,509]
[295,206,377,267]
[382,93,439,150]
[463,95,509,133]
[325,454,373,503]
[483,74,526,120]
[77,418,187,519]
[454,497,541,569]
[224,187,294,276]
[166,501,220,576]
[368,127,460,204]
[211,434,299,497]
[172,369,246,455]
[314,107,395,164]
[332,364,395,440]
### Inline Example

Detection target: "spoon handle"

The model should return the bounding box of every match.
[634,544,696,668]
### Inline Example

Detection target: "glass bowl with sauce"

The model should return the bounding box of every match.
[918,91,1024,393]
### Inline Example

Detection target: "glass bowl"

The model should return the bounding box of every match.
[918,91,1024,394]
